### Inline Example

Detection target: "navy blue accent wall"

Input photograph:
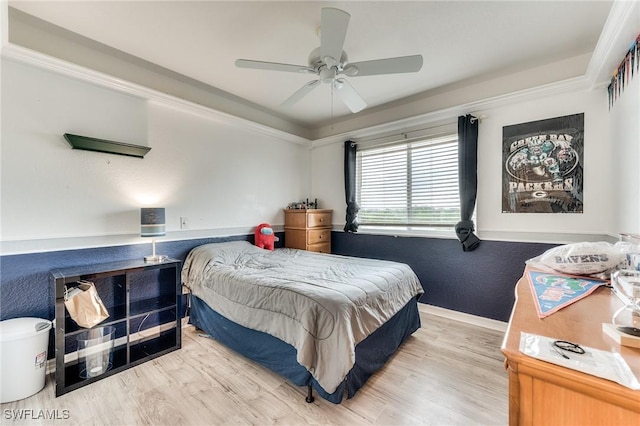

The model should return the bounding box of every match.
[0,233,285,357]
[2,229,552,359]
[0,233,287,322]
[331,232,557,322]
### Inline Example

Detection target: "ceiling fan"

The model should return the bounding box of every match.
[235,7,423,113]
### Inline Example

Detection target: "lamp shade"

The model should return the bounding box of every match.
[140,208,166,237]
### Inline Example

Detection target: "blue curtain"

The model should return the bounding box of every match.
[456,115,481,251]
[343,140,359,232]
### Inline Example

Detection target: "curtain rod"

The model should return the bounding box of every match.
[354,123,454,146]
[353,114,486,147]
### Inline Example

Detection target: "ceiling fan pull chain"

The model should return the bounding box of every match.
[331,83,334,130]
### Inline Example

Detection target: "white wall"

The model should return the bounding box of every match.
[146,102,310,230]
[1,58,147,240]
[310,140,344,218]
[611,73,640,235]
[477,87,611,237]
[0,57,311,252]
[311,85,613,241]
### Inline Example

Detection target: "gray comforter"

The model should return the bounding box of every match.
[182,241,424,393]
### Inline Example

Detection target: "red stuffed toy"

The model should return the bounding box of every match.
[254,223,277,250]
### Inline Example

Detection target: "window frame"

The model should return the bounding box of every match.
[355,131,464,233]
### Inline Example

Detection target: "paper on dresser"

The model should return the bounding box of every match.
[519,332,640,390]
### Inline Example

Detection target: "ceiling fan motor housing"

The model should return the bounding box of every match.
[309,47,348,74]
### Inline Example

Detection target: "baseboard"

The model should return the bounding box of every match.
[419,303,508,333]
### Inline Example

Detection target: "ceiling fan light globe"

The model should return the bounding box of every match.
[319,66,337,83]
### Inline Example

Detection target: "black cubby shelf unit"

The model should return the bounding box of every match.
[51,258,182,397]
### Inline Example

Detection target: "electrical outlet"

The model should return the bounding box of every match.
[180,217,190,230]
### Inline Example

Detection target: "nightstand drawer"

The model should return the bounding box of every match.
[307,242,331,254]
[308,229,331,245]
[307,211,331,228]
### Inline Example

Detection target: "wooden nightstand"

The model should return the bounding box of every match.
[284,209,332,253]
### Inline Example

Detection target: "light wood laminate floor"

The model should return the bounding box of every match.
[1,308,508,425]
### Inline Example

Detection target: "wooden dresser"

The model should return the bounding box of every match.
[501,269,640,426]
[284,209,332,253]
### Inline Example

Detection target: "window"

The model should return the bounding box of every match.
[356,134,460,228]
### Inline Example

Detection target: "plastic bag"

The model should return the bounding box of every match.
[520,332,640,390]
[64,281,109,328]
[527,242,624,276]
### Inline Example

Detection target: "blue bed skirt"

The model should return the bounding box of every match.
[189,295,421,403]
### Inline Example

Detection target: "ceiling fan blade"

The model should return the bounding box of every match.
[334,79,366,113]
[281,80,321,108]
[344,55,423,77]
[320,8,350,66]
[236,59,315,74]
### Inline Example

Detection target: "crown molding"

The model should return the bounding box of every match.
[0,1,7,49]
[1,43,311,146]
[586,0,640,88]
[311,74,592,148]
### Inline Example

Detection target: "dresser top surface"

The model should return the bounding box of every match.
[51,258,181,279]
[502,268,640,396]
[284,209,333,213]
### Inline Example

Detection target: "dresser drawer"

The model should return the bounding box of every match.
[307,229,331,245]
[284,229,307,250]
[307,211,331,228]
[307,242,331,254]
[284,209,332,254]
[284,211,307,229]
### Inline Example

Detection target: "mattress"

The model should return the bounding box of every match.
[182,240,424,393]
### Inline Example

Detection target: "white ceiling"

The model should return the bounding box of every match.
[7,0,614,134]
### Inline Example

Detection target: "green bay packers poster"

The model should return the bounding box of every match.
[502,113,583,213]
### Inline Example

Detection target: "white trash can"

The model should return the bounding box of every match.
[0,317,52,403]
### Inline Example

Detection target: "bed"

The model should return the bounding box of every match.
[181,240,424,403]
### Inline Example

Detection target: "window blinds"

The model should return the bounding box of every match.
[356,134,460,227]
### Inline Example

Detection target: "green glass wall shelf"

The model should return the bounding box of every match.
[64,133,151,158]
